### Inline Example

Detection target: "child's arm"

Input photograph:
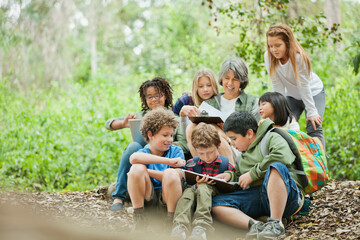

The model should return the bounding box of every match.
[147,169,164,181]
[105,113,136,130]
[130,152,186,167]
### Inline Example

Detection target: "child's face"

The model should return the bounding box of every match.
[145,86,166,110]
[197,76,215,100]
[226,131,252,152]
[259,101,275,121]
[222,70,241,99]
[267,36,287,61]
[195,144,219,164]
[148,125,174,155]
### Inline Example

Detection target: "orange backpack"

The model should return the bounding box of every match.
[260,128,329,194]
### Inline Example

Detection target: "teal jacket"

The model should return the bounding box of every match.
[227,119,303,191]
[104,111,189,153]
[205,91,261,122]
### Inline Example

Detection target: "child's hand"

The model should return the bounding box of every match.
[179,106,201,117]
[168,158,186,167]
[306,114,322,131]
[214,172,231,182]
[216,122,224,130]
[237,172,253,190]
[196,175,215,186]
[123,113,136,128]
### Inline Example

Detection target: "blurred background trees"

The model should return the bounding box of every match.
[0,0,359,192]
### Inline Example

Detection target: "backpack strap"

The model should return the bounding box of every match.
[191,156,202,174]
[259,128,308,188]
[190,155,229,174]
[218,155,230,173]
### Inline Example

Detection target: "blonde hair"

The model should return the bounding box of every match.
[191,123,221,149]
[140,107,178,142]
[266,24,312,83]
[191,69,219,106]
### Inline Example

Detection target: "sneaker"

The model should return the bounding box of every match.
[170,224,187,240]
[258,218,285,240]
[132,210,148,232]
[245,219,266,239]
[110,202,124,211]
[189,225,207,240]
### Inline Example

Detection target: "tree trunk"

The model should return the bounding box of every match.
[324,0,342,48]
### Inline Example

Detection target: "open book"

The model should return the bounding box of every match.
[188,102,226,124]
[182,170,241,193]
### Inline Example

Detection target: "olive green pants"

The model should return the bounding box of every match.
[173,183,218,232]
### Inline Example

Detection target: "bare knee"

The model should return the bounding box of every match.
[128,164,147,178]
[163,168,181,185]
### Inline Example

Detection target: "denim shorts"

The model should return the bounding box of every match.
[212,162,304,218]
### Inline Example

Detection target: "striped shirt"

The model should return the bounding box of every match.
[187,155,235,177]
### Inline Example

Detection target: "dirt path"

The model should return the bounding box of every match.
[0,179,359,240]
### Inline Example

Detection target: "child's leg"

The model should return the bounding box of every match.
[305,89,326,148]
[173,187,196,232]
[112,142,143,205]
[192,184,216,231]
[212,206,253,229]
[266,167,287,220]
[162,168,183,213]
[127,164,153,209]
[186,123,198,157]
[263,163,304,218]
[286,96,304,121]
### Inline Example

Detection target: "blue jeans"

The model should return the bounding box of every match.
[212,163,304,218]
[112,141,143,201]
[286,88,326,148]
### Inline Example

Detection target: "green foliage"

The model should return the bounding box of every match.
[1,0,359,192]
[0,76,139,191]
[204,0,341,79]
[353,51,360,75]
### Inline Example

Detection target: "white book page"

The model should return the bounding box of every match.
[198,102,227,122]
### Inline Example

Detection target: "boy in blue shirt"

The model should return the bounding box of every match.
[170,123,234,240]
[127,107,186,231]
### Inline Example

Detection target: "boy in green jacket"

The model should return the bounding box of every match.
[212,111,304,240]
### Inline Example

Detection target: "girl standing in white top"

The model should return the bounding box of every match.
[264,24,325,147]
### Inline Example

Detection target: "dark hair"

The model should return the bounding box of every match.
[223,111,258,136]
[259,92,294,126]
[138,77,173,111]
[191,122,221,149]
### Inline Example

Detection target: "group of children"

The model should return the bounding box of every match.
[105,24,325,240]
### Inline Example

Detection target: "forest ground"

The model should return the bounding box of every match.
[0,179,359,240]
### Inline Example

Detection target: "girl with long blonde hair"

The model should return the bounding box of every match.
[265,24,325,147]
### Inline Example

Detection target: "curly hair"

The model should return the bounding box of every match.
[191,123,221,149]
[138,77,173,111]
[140,107,179,142]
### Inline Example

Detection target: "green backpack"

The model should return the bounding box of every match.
[260,127,329,194]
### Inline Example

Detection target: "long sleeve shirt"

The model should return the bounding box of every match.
[264,52,323,117]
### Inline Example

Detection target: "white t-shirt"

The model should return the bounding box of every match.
[281,116,300,131]
[264,51,323,117]
[220,96,237,120]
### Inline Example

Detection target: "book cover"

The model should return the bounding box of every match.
[183,170,240,193]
